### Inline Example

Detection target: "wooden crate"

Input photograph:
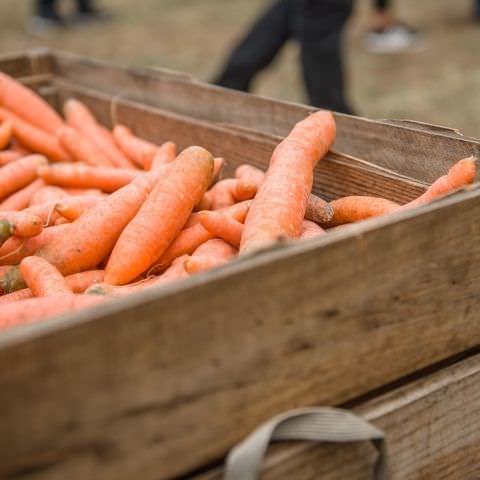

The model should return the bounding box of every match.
[1,50,480,480]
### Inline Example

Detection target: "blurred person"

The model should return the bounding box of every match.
[214,0,355,114]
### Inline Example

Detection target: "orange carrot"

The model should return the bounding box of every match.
[151,141,177,169]
[55,217,70,225]
[64,99,135,169]
[0,178,44,211]
[199,211,244,247]
[0,295,105,331]
[105,146,214,285]
[241,111,336,254]
[0,150,22,166]
[38,163,140,192]
[0,154,47,201]
[64,188,104,196]
[196,179,237,210]
[0,211,43,237]
[58,125,114,167]
[300,220,325,239]
[113,125,158,169]
[29,185,68,206]
[185,239,237,274]
[54,195,103,221]
[0,119,12,149]
[20,256,72,297]
[212,157,225,182]
[10,139,31,154]
[0,73,65,134]
[0,287,32,304]
[22,201,60,226]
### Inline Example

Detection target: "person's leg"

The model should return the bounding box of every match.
[214,0,292,91]
[475,0,480,20]
[76,0,93,13]
[299,0,355,113]
[36,0,60,18]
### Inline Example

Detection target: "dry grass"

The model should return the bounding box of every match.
[0,0,479,137]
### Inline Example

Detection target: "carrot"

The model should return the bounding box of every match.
[113,125,158,169]
[300,220,325,239]
[64,99,135,169]
[58,125,114,167]
[325,196,401,227]
[64,188,105,196]
[404,156,477,209]
[0,287,32,304]
[0,73,65,135]
[29,185,68,206]
[199,211,244,247]
[0,211,43,237]
[0,178,44,211]
[0,265,26,294]
[151,141,177,169]
[38,163,140,192]
[212,157,225,182]
[240,111,336,254]
[196,179,237,210]
[20,256,72,297]
[0,295,105,331]
[185,239,237,274]
[55,217,70,225]
[0,150,22,166]
[0,154,47,201]
[36,169,165,275]
[105,146,214,285]
[22,201,60,226]
[0,119,12,149]
[54,195,103,221]
[10,139,31,154]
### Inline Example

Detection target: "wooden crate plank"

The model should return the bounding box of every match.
[0,49,52,78]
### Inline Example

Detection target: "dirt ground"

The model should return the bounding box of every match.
[0,0,479,137]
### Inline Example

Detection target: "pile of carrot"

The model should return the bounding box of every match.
[0,72,477,330]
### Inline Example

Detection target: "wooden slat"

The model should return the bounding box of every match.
[1,188,480,479]
[197,353,480,480]
[0,48,52,78]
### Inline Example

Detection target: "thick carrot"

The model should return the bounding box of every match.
[0,154,47,201]
[0,211,43,237]
[0,73,65,135]
[151,141,177,169]
[0,295,105,331]
[404,156,477,209]
[54,195,103,221]
[241,111,336,254]
[0,178,44,211]
[36,169,165,275]
[105,146,214,285]
[58,125,114,167]
[185,239,237,274]
[29,185,68,206]
[64,99,135,169]
[300,220,325,239]
[199,211,244,247]
[20,256,72,297]
[0,150,22,166]
[39,163,140,192]
[113,125,158,169]
[0,119,12,149]
[0,108,70,162]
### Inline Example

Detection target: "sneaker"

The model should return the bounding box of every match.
[69,9,112,25]
[364,23,425,54]
[26,14,65,38]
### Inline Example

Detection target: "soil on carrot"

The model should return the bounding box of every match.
[0,0,478,137]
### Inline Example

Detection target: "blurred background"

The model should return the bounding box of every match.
[0,0,478,136]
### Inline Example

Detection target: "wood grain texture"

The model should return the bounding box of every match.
[197,353,480,480]
[1,188,480,480]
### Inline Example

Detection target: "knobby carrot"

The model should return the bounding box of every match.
[0,73,65,134]
[185,239,237,274]
[151,141,177,169]
[58,125,114,167]
[300,220,325,239]
[113,125,157,169]
[38,163,140,192]
[20,256,72,297]
[241,111,336,254]
[54,195,103,221]
[29,185,68,206]
[0,211,43,237]
[0,295,105,331]
[0,178,44,211]
[0,150,22,166]
[199,211,244,247]
[105,146,214,285]
[0,119,12,149]
[0,154,47,201]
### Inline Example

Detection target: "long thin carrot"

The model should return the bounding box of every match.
[38,163,140,192]
[0,154,47,201]
[0,150,22,166]
[0,178,44,211]
[199,211,244,247]
[240,111,336,254]
[0,211,43,237]
[113,125,158,169]
[300,220,325,239]
[185,239,237,274]
[105,146,214,285]
[0,295,105,331]
[54,195,103,221]
[29,185,68,206]
[58,125,114,167]
[0,73,65,135]
[150,141,177,169]
[20,256,72,297]
[0,119,12,149]
[64,99,135,169]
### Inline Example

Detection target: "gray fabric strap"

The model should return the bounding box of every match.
[223,407,389,480]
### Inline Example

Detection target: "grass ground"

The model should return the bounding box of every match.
[0,0,479,137]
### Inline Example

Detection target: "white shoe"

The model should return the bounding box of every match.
[364,24,426,54]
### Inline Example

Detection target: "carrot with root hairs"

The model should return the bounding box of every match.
[0,119,12,149]
[241,111,336,254]
[300,220,325,239]
[0,295,105,331]
[38,163,140,192]
[0,150,22,166]
[0,154,47,201]
[64,99,135,169]
[199,211,244,247]
[113,125,157,169]
[150,141,177,169]
[0,179,44,211]
[105,146,214,285]
[29,185,68,206]
[54,195,103,221]
[185,239,237,274]
[58,125,114,167]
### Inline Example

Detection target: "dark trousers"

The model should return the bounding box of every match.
[214,0,354,113]
[37,0,93,15]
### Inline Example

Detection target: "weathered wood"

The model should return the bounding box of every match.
[0,48,52,78]
[1,188,480,479]
[197,352,480,480]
